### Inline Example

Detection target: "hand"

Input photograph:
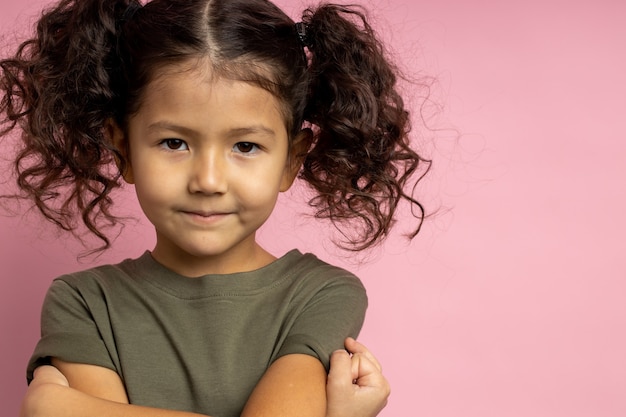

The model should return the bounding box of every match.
[20,365,69,417]
[326,338,390,417]
[30,365,70,388]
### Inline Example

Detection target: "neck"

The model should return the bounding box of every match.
[151,241,276,277]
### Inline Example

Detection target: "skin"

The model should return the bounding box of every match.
[21,339,390,417]
[20,62,391,417]
[326,338,391,417]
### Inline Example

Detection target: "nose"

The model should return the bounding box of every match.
[188,150,228,195]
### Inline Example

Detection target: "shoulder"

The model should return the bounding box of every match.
[38,252,155,335]
[281,250,360,279]
[46,252,151,297]
[273,250,368,311]
[279,250,366,292]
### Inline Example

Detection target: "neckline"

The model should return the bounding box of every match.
[129,249,306,299]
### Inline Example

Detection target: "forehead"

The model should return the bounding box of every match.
[138,59,291,127]
[135,61,288,137]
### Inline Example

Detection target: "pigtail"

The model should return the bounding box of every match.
[299,4,429,251]
[0,0,134,250]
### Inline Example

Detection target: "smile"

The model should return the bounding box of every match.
[179,210,233,225]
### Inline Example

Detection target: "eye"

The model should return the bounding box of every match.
[233,142,259,154]
[160,139,188,151]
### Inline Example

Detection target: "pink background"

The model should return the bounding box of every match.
[2,0,625,416]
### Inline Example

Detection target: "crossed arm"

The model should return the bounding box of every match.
[21,338,389,417]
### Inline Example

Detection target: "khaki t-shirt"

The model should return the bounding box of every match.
[27,250,367,417]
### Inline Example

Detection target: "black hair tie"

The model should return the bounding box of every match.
[295,22,312,49]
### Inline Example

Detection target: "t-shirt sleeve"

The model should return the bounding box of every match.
[26,278,116,383]
[275,272,368,371]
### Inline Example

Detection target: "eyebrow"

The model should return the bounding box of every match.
[146,121,198,137]
[146,121,277,139]
[226,126,277,139]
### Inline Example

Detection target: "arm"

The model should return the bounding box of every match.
[20,362,209,417]
[22,339,389,417]
[51,358,129,403]
[242,338,390,417]
[22,355,326,417]
[241,354,327,417]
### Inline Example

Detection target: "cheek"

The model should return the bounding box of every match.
[132,166,177,208]
[130,151,177,191]
[236,169,283,205]
[133,182,163,218]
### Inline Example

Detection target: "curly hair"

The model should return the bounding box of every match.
[300,5,428,250]
[0,0,126,247]
[0,0,430,252]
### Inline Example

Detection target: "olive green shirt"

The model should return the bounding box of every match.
[27,250,367,417]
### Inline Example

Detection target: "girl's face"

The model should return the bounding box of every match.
[119,63,300,276]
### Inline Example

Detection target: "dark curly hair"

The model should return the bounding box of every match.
[0,0,430,252]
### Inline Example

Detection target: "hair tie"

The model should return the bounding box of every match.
[295,22,312,49]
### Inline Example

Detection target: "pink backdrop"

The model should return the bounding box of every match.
[2,0,625,416]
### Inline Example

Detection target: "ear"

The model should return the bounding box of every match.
[104,118,135,184]
[280,128,313,192]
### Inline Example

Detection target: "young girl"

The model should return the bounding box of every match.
[1,0,426,416]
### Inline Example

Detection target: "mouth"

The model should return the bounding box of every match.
[182,210,230,217]
[179,210,233,224]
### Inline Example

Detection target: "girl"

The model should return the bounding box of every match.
[1,0,427,416]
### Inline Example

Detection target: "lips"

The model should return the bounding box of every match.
[178,209,233,225]
[182,210,230,217]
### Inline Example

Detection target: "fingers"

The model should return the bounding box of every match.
[328,350,352,382]
[333,340,387,388]
[327,349,356,397]
[327,341,391,417]
[32,365,70,387]
[344,337,383,372]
